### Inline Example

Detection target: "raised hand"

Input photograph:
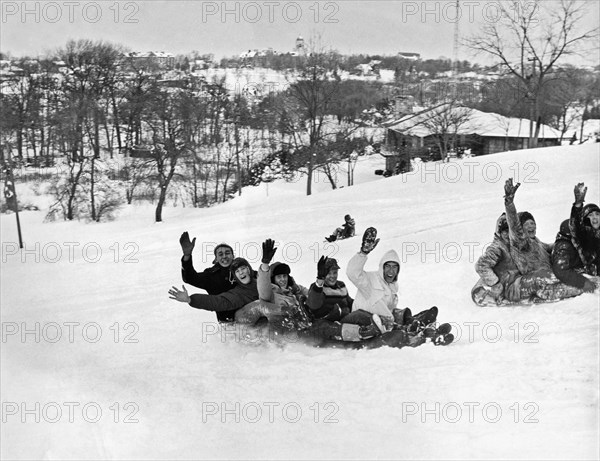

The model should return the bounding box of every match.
[261,238,277,264]
[504,178,521,205]
[179,231,196,256]
[574,182,587,205]
[360,227,380,254]
[168,285,190,303]
[317,255,328,279]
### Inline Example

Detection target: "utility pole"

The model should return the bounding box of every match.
[526,56,537,148]
[452,0,460,76]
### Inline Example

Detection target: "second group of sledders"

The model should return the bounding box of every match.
[168,179,599,349]
[471,180,600,306]
[169,228,453,350]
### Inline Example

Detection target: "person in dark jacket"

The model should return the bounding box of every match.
[569,183,600,276]
[325,215,356,242]
[552,219,597,293]
[169,257,258,313]
[232,241,377,342]
[179,232,237,322]
[306,256,354,321]
[234,239,311,331]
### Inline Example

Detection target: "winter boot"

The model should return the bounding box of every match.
[422,322,451,339]
[392,307,412,327]
[358,314,384,339]
[411,306,438,326]
[433,333,454,346]
[407,306,439,333]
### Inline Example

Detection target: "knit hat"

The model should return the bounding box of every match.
[325,258,340,273]
[229,257,251,282]
[582,203,600,222]
[271,263,291,278]
[212,243,234,264]
[518,211,535,226]
[344,214,352,222]
[557,219,571,240]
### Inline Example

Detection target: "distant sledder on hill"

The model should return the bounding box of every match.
[169,228,454,349]
[471,180,599,306]
[325,214,356,243]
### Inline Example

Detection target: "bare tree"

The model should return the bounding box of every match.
[491,113,515,151]
[420,102,473,161]
[576,72,600,143]
[544,66,586,142]
[144,79,202,222]
[0,59,47,161]
[465,0,598,147]
[56,39,124,220]
[45,155,87,221]
[284,47,341,195]
[117,156,153,204]
[120,68,159,150]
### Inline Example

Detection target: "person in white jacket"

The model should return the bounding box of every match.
[345,227,407,332]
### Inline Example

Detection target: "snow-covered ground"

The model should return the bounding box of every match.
[194,67,293,94]
[193,66,398,94]
[1,143,599,460]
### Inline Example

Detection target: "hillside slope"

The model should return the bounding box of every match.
[1,143,599,460]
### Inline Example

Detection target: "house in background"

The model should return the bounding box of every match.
[398,52,421,61]
[295,36,307,55]
[382,104,561,171]
[123,51,175,69]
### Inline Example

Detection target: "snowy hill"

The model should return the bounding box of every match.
[1,143,599,460]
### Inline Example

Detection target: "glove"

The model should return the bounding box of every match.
[504,178,521,205]
[317,256,328,279]
[179,231,196,256]
[261,238,277,264]
[574,182,587,205]
[360,227,380,254]
[582,278,597,293]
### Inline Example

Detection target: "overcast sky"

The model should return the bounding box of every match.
[1,0,599,65]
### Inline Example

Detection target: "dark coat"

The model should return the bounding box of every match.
[307,280,354,321]
[181,255,236,321]
[188,278,259,312]
[552,219,588,289]
[340,220,356,239]
[569,203,600,276]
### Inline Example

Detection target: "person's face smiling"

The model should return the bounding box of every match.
[216,247,233,267]
[383,262,399,283]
